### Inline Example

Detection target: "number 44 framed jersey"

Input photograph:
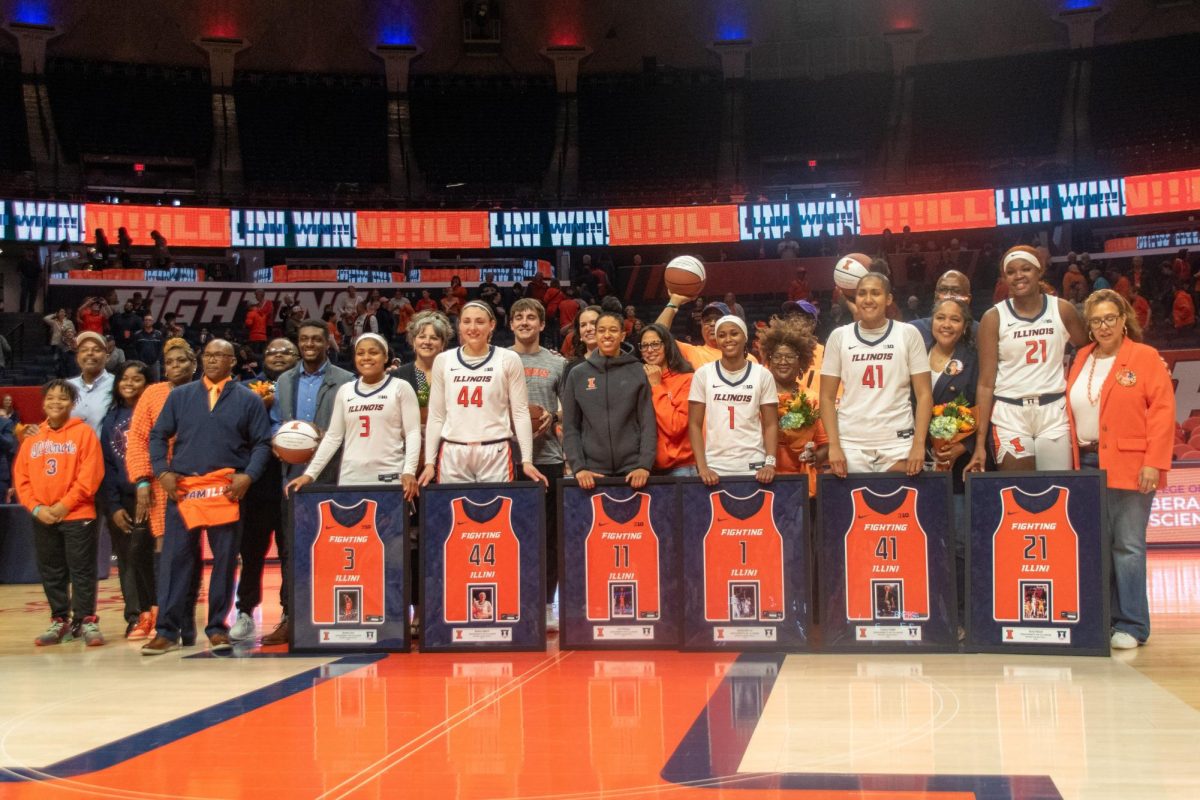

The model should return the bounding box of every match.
[965,471,1110,656]
[817,473,958,652]
[420,482,546,652]
[558,479,681,649]
[289,486,410,653]
[680,476,811,651]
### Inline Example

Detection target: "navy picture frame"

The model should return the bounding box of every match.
[289,485,411,654]
[679,476,812,651]
[558,478,682,650]
[815,472,958,653]
[965,470,1111,656]
[419,482,546,653]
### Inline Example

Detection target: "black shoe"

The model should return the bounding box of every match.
[181,632,197,647]
[125,621,138,637]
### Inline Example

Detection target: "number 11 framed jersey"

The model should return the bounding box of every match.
[680,476,811,651]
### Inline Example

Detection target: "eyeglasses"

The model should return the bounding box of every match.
[1087,314,1121,329]
[769,352,799,363]
[265,348,297,357]
[638,341,663,351]
[201,352,235,361]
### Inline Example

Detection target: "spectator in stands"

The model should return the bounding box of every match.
[623,305,643,338]
[1173,279,1195,333]
[92,229,112,269]
[2,394,19,425]
[116,228,133,269]
[589,261,611,298]
[18,248,42,313]
[244,299,270,358]
[0,400,14,501]
[77,297,112,336]
[1131,285,1152,331]
[777,231,801,259]
[1062,259,1086,299]
[104,336,125,374]
[788,268,811,301]
[132,316,165,381]
[44,308,77,378]
[391,294,415,342]
[68,332,115,437]
[1173,249,1191,283]
[1090,266,1110,291]
[284,305,305,341]
[415,289,437,313]
[150,230,171,269]
[724,293,747,323]
[236,345,260,381]
[1067,279,1088,317]
[904,295,921,321]
[0,333,11,375]
[527,273,547,303]
[276,294,294,324]
[338,286,361,319]
[354,302,380,338]
[111,301,141,359]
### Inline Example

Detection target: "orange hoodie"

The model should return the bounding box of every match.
[14,416,103,521]
[650,370,695,470]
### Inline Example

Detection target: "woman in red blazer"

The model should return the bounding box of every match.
[1066,289,1175,650]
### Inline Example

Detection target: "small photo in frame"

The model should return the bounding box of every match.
[336,587,361,624]
[873,581,902,620]
[470,584,496,622]
[1022,582,1051,621]
[730,583,759,621]
[610,583,636,619]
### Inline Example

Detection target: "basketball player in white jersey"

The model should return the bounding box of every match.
[419,301,547,486]
[285,333,421,499]
[820,273,933,476]
[966,246,1088,473]
[687,315,778,485]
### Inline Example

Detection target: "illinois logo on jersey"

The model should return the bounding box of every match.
[587,377,597,390]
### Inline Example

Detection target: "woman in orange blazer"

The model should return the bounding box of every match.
[1066,289,1175,650]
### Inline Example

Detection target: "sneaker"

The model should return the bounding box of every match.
[80,616,105,647]
[1111,631,1139,650]
[229,612,257,642]
[34,617,70,647]
[546,603,559,633]
[62,618,83,643]
[142,636,181,656]
[127,612,153,641]
[260,617,289,647]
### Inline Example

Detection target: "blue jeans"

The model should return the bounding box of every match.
[658,465,698,477]
[1083,451,1154,641]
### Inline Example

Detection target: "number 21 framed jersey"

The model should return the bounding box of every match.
[558,479,681,649]
[680,476,811,651]
[966,471,1110,656]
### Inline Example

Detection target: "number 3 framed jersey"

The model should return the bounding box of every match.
[965,471,1110,656]
[558,478,681,649]
[289,486,410,653]
[816,472,957,652]
[419,482,546,652]
[680,476,811,651]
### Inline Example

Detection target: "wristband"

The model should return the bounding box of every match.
[33,505,42,517]
[763,456,777,467]
[665,303,679,310]
[136,481,151,490]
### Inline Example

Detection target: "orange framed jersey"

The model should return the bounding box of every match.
[966,471,1110,656]
[817,473,958,652]
[559,479,681,649]
[680,476,811,651]
[420,483,547,652]
[290,487,410,653]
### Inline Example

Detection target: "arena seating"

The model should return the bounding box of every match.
[1089,34,1200,172]
[235,72,388,187]
[578,72,721,200]
[0,54,29,173]
[908,50,1070,168]
[45,59,211,162]
[408,74,557,194]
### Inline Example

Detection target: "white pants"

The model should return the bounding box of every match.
[436,441,514,484]
[990,397,1072,469]
[843,441,913,473]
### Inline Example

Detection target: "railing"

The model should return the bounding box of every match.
[1,322,24,367]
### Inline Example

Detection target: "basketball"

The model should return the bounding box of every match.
[664,255,706,298]
[528,404,546,425]
[833,252,873,292]
[272,420,321,465]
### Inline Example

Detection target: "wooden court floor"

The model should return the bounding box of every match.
[0,550,1196,800]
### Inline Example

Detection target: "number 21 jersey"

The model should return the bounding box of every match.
[993,486,1079,623]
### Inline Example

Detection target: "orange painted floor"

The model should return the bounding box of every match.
[0,550,1198,800]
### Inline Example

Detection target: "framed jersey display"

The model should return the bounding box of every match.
[419,482,546,652]
[680,476,811,651]
[558,478,681,649]
[965,471,1110,656]
[816,473,957,652]
[289,486,410,654]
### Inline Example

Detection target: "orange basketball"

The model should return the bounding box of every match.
[664,255,706,298]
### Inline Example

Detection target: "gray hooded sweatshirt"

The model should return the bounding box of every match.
[562,343,657,476]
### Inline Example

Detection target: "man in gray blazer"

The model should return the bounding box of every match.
[259,319,353,646]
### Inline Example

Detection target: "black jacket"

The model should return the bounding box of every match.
[562,344,657,475]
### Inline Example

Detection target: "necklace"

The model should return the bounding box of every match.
[1086,349,1116,405]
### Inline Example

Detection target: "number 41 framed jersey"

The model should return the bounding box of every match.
[680,476,811,651]
[558,478,681,649]
[817,472,957,652]
[965,471,1110,656]
[289,486,410,653]
[419,482,546,652]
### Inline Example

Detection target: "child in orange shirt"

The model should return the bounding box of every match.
[13,380,105,647]
[1173,281,1196,332]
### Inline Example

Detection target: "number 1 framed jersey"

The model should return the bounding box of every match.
[419,482,546,652]
[816,472,957,652]
[965,471,1110,656]
[558,478,681,649]
[289,486,410,653]
[680,476,811,651]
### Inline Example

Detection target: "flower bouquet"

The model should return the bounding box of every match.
[247,380,275,409]
[928,394,976,470]
[777,389,820,450]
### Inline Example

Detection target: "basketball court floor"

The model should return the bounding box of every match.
[0,551,1197,800]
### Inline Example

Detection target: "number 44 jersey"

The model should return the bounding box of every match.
[443,496,522,623]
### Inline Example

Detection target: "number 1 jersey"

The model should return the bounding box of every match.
[702,491,785,621]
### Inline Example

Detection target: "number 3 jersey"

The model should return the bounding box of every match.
[702,490,785,621]
[443,496,521,623]
[844,486,930,621]
[311,500,385,624]
[993,486,1079,623]
[585,493,661,621]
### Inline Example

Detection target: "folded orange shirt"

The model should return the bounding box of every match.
[176,468,240,530]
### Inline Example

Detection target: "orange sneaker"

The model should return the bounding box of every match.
[128,612,153,640]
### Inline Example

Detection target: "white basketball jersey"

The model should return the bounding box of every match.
[993,296,1068,397]
[688,361,778,475]
[429,346,525,448]
[823,320,929,448]
[333,377,421,485]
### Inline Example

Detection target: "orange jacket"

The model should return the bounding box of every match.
[245,306,269,341]
[1065,338,1175,491]
[1132,295,1151,331]
[1173,290,1195,329]
[1062,270,1086,299]
[14,416,103,520]
[125,382,172,537]
[650,370,695,470]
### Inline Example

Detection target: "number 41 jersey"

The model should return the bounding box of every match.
[843,486,930,621]
[311,500,385,624]
[443,497,522,623]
